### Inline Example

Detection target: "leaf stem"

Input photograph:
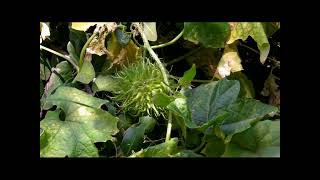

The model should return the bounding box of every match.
[135,23,169,85]
[151,29,184,49]
[40,45,79,72]
[79,32,98,68]
[192,135,207,152]
[165,111,173,142]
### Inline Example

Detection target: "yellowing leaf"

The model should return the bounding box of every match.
[216,44,243,79]
[71,22,107,31]
[227,22,270,64]
[143,22,157,41]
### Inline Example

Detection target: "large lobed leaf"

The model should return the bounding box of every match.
[223,120,280,157]
[185,79,240,129]
[40,86,119,157]
[167,79,240,130]
[215,98,278,143]
[183,22,230,48]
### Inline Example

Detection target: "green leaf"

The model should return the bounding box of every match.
[120,116,156,156]
[227,72,255,98]
[227,22,270,64]
[183,22,230,48]
[201,135,225,157]
[67,41,79,66]
[223,120,280,157]
[216,98,279,143]
[92,74,118,93]
[40,61,73,107]
[178,64,196,87]
[40,86,119,157]
[185,79,240,129]
[152,91,175,108]
[143,22,157,41]
[185,129,202,149]
[216,44,243,79]
[130,138,179,157]
[74,60,95,84]
[69,28,87,57]
[172,150,204,157]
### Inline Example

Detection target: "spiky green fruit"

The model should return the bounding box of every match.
[113,59,171,117]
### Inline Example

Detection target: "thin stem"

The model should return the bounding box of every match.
[151,29,184,49]
[40,45,79,72]
[165,47,202,66]
[135,23,169,85]
[165,112,172,142]
[79,32,98,68]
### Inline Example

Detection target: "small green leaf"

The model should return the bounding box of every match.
[227,22,270,64]
[143,22,157,41]
[41,86,119,157]
[216,98,279,143]
[74,60,95,84]
[178,64,196,87]
[67,41,80,66]
[92,74,118,93]
[130,138,179,157]
[120,116,156,156]
[152,91,175,108]
[69,28,87,57]
[183,22,230,48]
[223,120,280,157]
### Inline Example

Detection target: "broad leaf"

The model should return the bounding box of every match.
[262,22,280,37]
[185,79,240,129]
[227,22,270,64]
[183,22,230,48]
[178,64,196,87]
[129,138,178,157]
[120,116,156,156]
[71,22,105,31]
[92,74,118,93]
[143,22,157,41]
[41,86,119,157]
[216,44,243,79]
[41,61,73,107]
[74,60,95,84]
[216,98,279,143]
[223,120,280,157]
